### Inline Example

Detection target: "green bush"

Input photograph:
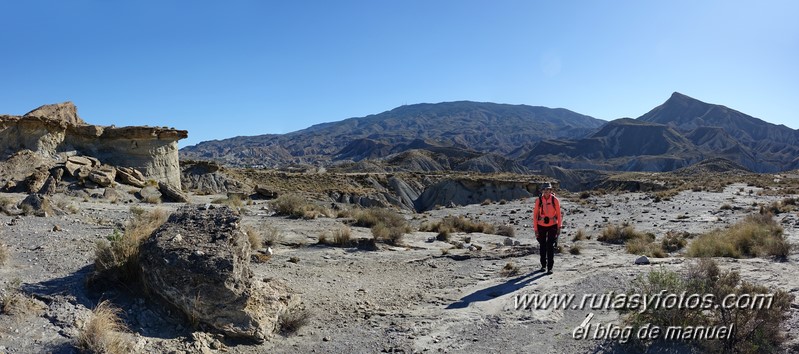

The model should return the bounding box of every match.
[623,259,794,353]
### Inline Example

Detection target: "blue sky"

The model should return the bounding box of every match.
[1,1,797,147]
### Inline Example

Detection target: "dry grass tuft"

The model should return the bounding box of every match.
[569,244,582,255]
[687,212,790,259]
[319,226,353,247]
[625,237,666,258]
[598,223,665,257]
[496,225,515,237]
[661,230,688,252]
[261,223,283,246]
[572,228,587,241]
[435,228,451,242]
[354,208,411,245]
[499,262,520,277]
[271,194,331,219]
[94,207,169,283]
[1,280,46,317]
[598,224,652,245]
[419,215,495,235]
[0,243,8,267]
[278,308,311,336]
[211,194,245,210]
[76,301,132,354]
[243,225,263,250]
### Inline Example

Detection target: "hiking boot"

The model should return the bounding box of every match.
[546,269,553,275]
[539,266,546,272]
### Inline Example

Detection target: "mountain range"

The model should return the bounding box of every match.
[179,92,799,174]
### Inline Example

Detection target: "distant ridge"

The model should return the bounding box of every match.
[180,93,799,174]
[526,92,798,172]
[180,101,606,168]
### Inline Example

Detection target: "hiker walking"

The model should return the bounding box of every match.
[533,182,562,275]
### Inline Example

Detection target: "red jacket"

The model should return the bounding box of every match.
[532,194,562,232]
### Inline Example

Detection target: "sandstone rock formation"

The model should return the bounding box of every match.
[24,101,85,126]
[180,160,247,194]
[1,102,187,188]
[138,205,300,342]
[157,181,188,202]
[116,166,146,187]
[414,178,554,212]
[88,165,117,187]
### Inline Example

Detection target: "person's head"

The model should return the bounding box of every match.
[541,182,553,195]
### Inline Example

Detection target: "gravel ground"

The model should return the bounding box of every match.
[1,183,798,353]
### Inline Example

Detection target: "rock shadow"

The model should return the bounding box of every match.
[445,271,548,309]
[20,264,190,341]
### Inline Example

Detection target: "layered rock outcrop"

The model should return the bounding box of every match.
[413,177,554,212]
[0,102,187,188]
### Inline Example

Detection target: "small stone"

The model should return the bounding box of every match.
[634,256,650,265]
[323,336,331,341]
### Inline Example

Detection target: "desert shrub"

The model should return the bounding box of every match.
[480,199,492,206]
[579,191,591,199]
[765,198,797,214]
[653,189,679,202]
[499,262,520,277]
[496,225,515,237]
[598,224,653,245]
[569,244,581,255]
[278,308,311,336]
[1,292,44,317]
[687,213,790,259]
[272,194,331,219]
[261,223,283,246]
[94,207,169,283]
[661,231,688,252]
[436,229,451,242]
[319,226,353,247]
[355,208,410,245]
[1,279,45,317]
[76,301,132,354]
[720,203,733,210]
[625,237,666,258]
[243,225,263,250]
[572,228,587,241]
[353,208,406,229]
[371,223,405,245]
[623,259,794,353]
[142,194,161,204]
[419,215,495,234]
[211,194,244,210]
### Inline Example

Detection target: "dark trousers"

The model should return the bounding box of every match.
[536,225,558,270]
